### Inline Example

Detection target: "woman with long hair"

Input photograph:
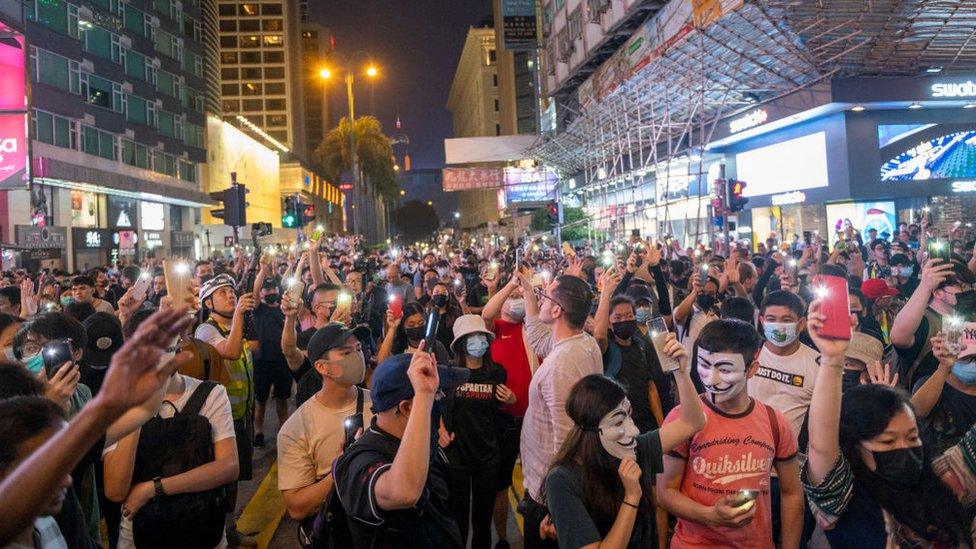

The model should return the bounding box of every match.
[375,301,451,364]
[805,298,976,547]
[543,333,705,548]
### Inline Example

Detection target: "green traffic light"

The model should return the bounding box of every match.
[282,214,296,227]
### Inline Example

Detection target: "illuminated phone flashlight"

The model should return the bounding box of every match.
[175,263,190,275]
[601,255,613,267]
[344,418,354,428]
[44,303,55,311]
[789,259,798,268]
[490,260,498,269]
[454,278,462,287]
[923,206,931,212]
[338,292,351,305]
[140,272,151,280]
[387,294,397,303]
[932,241,945,251]
[286,276,296,288]
[814,285,829,299]
[541,235,548,241]
[693,249,701,257]
[616,243,625,252]
[541,270,551,282]
[948,315,964,329]
[532,245,539,252]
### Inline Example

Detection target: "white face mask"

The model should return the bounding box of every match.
[596,398,640,461]
[763,321,799,348]
[697,348,748,404]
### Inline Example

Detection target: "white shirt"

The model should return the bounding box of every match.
[520,314,603,498]
[749,343,821,439]
[4,516,67,549]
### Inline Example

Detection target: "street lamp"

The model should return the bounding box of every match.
[453,212,460,219]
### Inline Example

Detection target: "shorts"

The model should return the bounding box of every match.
[233,415,253,481]
[254,360,293,402]
[495,413,523,491]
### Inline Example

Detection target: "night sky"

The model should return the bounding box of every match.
[309,0,493,169]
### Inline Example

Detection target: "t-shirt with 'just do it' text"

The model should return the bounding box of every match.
[663,396,797,549]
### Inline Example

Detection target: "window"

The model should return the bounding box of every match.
[242,99,262,110]
[241,67,261,79]
[174,115,184,140]
[267,114,286,127]
[179,161,196,183]
[241,82,261,96]
[268,130,286,142]
[121,139,150,168]
[67,4,79,39]
[218,4,235,16]
[261,4,281,15]
[241,52,260,63]
[263,35,283,47]
[568,7,582,39]
[488,49,496,63]
[238,19,259,31]
[157,70,175,96]
[123,5,146,36]
[265,98,285,110]
[32,0,68,34]
[221,67,239,80]
[146,101,158,126]
[185,88,202,112]
[221,52,238,64]
[262,19,282,31]
[264,82,284,94]
[185,123,204,148]
[126,95,148,125]
[81,125,116,160]
[263,51,283,63]
[222,99,240,112]
[183,50,201,76]
[83,74,115,109]
[184,17,201,41]
[32,110,77,149]
[219,20,236,32]
[239,35,259,48]
[144,13,156,40]
[30,47,68,91]
[157,110,176,137]
[221,83,239,96]
[264,66,284,78]
[238,3,258,15]
[494,99,499,112]
[244,114,263,124]
[493,74,498,87]
[172,36,183,62]
[219,35,236,48]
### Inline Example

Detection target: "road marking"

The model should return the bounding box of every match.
[236,461,285,548]
[509,461,523,533]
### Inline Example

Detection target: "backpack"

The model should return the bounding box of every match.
[297,387,364,549]
[131,381,228,549]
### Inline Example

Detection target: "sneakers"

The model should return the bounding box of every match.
[253,433,265,448]
[226,526,258,548]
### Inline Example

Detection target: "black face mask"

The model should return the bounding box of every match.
[841,370,862,392]
[696,293,717,311]
[263,293,280,305]
[954,290,976,318]
[869,445,925,490]
[404,326,425,343]
[611,320,638,340]
[431,294,449,308]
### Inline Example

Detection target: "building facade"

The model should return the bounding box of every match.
[300,22,331,156]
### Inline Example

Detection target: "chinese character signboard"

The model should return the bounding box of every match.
[71,228,112,250]
[502,0,538,51]
[442,168,505,192]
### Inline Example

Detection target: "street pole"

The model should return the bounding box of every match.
[345,73,359,238]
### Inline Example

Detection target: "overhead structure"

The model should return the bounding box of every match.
[530,0,976,243]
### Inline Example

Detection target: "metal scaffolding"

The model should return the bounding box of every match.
[530,0,976,244]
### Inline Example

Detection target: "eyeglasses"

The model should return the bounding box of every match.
[537,290,563,309]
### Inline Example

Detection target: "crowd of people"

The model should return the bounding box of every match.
[2,215,976,549]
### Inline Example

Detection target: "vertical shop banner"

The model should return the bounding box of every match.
[0,113,28,190]
[502,0,537,51]
[0,23,28,191]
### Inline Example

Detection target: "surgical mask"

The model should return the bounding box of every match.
[695,293,716,311]
[595,399,639,461]
[952,360,976,385]
[506,298,525,321]
[842,370,863,392]
[764,321,798,348]
[24,353,43,375]
[697,348,748,404]
[335,351,366,385]
[869,445,925,490]
[404,326,425,343]
[60,296,75,306]
[897,266,913,278]
[431,294,449,308]
[465,334,489,358]
[611,320,638,340]
[635,307,652,324]
[399,262,409,272]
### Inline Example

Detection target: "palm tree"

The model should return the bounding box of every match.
[315,116,398,200]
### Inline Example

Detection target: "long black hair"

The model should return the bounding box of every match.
[392,302,427,354]
[543,375,651,536]
[840,384,972,545]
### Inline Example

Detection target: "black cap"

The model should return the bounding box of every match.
[82,312,123,370]
[306,323,356,364]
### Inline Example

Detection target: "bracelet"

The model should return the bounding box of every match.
[621,499,639,509]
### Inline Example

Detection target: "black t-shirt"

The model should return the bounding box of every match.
[334,422,462,549]
[545,430,663,549]
[443,363,506,471]
[616,342,656,433]
[252,302,286,364]
[895,314,933,387]
[913,371,976,454]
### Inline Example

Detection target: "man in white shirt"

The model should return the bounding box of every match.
[519,273,603,549]
[277,324,373,523]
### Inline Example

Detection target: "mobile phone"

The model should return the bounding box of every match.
[41,338,73,377]
[562,241,576,258]
[336,291,352,316]
[286,277,305,305]
[698,264,709,286]
[453,277,465,295]
[131,273,151,301]
[423,309,440,350]
[163,260,192,310]
[388,294,403,319]
[929,240,951,263]
[731,489,759,507]
[485,261,499,281]
[631,229,641,238]
[647,316,680,373]
[945,316,964,356]
[515,248,523,271]
[310,228,324,242]
[343,413,364,447]
[811,275,852,340]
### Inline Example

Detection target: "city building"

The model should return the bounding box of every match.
[17,0,216,270]
[217,0,306,157]
[492,0,540,136]
[300,23,332,157]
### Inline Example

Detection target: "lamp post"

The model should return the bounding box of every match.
[319,55,380,238]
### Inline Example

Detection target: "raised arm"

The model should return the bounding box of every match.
[911,333,956,417]
[656,333,706,451]
[890,260,953,349]
[482,275,517,324]
[280,294,306,371]
[593,270,622,354]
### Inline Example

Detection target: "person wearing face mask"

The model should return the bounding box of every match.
[439,315,515,549]
[657,319,803,549]
[891,258,976,388]
[251,265,292,449]
[0,313,22,362]
[750,290,820,446]
[276,324,373,524]
[480,274,534,547]
[889,253,920,299]
[804,299,976,547]
[544,334,705,549]
[673,272,720,358]
[376,302,452,365]
[911,328,976,453]
[429,281,464,355]
[841,332,886,393]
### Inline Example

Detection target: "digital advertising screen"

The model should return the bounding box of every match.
[880,123,976,182]
[824,201,896,244]
[734,132,829,197]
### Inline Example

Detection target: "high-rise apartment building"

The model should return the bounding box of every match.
[217,0,305,157]
[301,23,331,156]
[21,0,215,269]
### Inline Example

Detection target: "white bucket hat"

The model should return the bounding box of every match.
[450,314,495,352]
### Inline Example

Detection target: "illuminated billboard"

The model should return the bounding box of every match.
[0,22,27,190]
[735,132,829,197]
[825,201,896,244]
[881,126,976,182]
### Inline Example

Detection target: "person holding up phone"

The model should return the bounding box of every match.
[276,323,372,524]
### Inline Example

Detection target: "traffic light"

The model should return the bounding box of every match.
[210,184,248,227]
[300,203,316,226]
[728,179,748,212]
[546,201,558,224]
[282,196,298,228]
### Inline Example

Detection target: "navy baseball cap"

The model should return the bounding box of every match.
[307,323,356,364]
[370,353,470,414]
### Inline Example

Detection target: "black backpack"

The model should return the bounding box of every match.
[132,381,228,549]
[297,387,363,549]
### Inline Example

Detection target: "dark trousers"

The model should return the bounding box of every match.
[519,492,558,549]
[448,465,497,549]
[233,415,254,481]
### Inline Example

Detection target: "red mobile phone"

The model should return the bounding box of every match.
[812,275,851,340]
[389,295,403,319]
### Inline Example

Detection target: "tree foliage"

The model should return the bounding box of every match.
[531,206,589,242]
[315,116,398,200]
[391,200,440,242]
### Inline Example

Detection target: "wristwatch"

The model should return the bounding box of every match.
[153,476,166,498]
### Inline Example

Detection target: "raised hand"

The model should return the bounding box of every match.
[661,332,688,371]
[41,362,80,411]
[406,342,439,395]
[862,360,900,387]
[710,494,757,528]
[564,256,585,280]
[919,259,955,293]
[807,299,855,362]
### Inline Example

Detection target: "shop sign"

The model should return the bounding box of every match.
[143,231,163,249]
[113,230,138,251]
[140,202,165,231]
[23,249,61,260]
[729,109,768,134]
[931,80,976,99]
[15,225,66,249]
[71,228,112,250]
[171,231,194,247]
[224,236,235,247]
[771,191,807,206]
[108,197,137,229]
[501,0,537,51]
[951,180,976,193]
[442,168,504,191]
